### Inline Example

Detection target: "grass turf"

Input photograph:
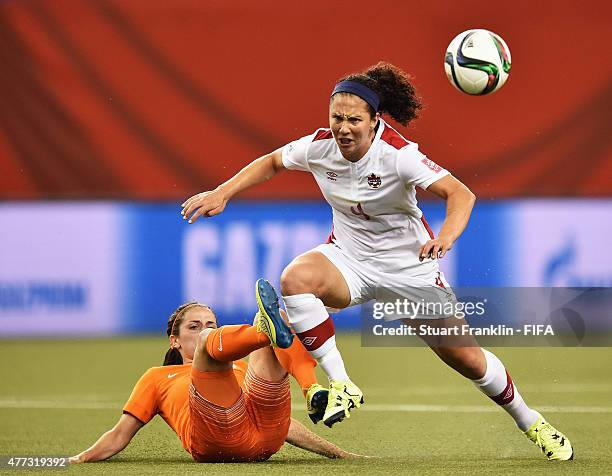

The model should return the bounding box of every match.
[1,334,611,475]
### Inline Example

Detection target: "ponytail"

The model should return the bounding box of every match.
[163,347,183,366]
[337,61,422,126]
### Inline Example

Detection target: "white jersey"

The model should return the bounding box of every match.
[281,119,450,273]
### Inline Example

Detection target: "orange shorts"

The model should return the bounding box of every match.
[188,365,291,463]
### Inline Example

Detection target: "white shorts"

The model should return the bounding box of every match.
[313,242,457,321]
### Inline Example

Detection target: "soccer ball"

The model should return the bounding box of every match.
[444,29,511,95]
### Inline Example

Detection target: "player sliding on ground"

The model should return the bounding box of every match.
[69,279,357,463]
[181,62,573,460]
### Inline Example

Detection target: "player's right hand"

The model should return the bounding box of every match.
[181,188,228,223]
[419,235,454,261]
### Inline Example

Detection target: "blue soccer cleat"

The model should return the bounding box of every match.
[255,279,294,349]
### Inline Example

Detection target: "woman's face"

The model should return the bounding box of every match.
[170,307,217,363]
[329,93,379,162]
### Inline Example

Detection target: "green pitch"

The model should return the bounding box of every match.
[1,335,611,475]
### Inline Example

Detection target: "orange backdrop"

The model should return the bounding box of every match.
[1,0,610,199]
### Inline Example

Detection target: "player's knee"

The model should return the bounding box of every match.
[280,262,322,296]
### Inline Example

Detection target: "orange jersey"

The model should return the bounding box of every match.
[123,361,248,453]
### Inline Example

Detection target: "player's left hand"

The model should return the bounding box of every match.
[419,236,454,261]
[340,451,377,459]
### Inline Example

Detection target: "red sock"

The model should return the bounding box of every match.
[205,325,270,362]
[274,336,318,396]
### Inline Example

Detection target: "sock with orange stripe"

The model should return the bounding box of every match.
[205,324,270,362]
[282,293,349,382]
[274,336,318,396]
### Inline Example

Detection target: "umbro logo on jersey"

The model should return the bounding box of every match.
[326,171,338,181]
[367,173,382,189]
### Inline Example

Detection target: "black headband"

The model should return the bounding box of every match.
[331,80,380,111]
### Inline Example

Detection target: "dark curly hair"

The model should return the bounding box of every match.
[334,61,422,126]
[162,302,215,366]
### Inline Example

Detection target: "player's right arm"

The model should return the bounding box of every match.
[68,413,144,463]
[285,418,366,459]
[181,148,286,223]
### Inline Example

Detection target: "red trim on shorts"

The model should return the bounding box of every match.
[297,317,335,351]
[313,129,333,141]
[420,215,435,239]
[490,370,515,406]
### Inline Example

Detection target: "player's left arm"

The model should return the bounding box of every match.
[285,418,366,458]
[68,413,144,463]
[421,175,476,260]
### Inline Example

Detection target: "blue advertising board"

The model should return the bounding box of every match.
[1,200,610,336]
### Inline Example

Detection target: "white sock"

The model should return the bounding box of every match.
[472,349,539,431]
[283,293,349,381]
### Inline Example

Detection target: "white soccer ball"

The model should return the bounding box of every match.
[444,29,511,95]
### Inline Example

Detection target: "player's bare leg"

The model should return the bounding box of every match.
[410,317,573,460]
[428,344,486,379]
[281,250,352,308]
[248,338,288,382]
[281,251,363,427]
